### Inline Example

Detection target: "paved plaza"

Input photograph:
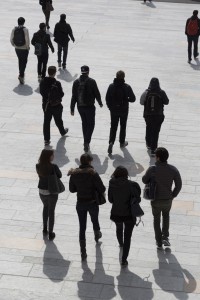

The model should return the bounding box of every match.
[0,0,200,299]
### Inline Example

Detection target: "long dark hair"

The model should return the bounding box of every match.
[37,149,54,177]
[111,166,128,179]
[148,77,161,92]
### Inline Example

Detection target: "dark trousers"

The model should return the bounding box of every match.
[43,104,66,141]
[37,52,49,78]
[151,199,172,243]
[109,111,128,144]
[78,106,96,144]
[76,202,100,241]
[57,44,69,67]
[115,220,134,262]
[42,9,50,27]
[187,35,199,60]
[39,193,58,232]
[145,115,164,151]
[15,49,29,78]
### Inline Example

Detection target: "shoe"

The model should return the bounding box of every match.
[63,65,66,70]
[194,53,199,58]
[121,260,128,267]
[43,228,48,235]
[162,237,171,247]
[108,143,113,154]
[84,143,90,152]
[151,150,156,157]
[61,128,69,136]
[188,59,192,64]
[94,230,102,243]
[18,76,24,84]
[44,140,51,146]
[38,75,42,83]
[49,232,55,240]
[58,62,61,68]
[120,141,128,148]
[156,241,163,250]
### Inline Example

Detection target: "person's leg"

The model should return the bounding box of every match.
[39,194,49,231]
[115,222,124,246]
[161,199,172,240]
[57,44,62,65]
[122,220,134,263]
[151,115,164,151]
[41,53,49,78]
[145,116,152,148]
[76,203,88,258]
[109,111,120,144]
[43,108,53,142]
[193,36,199,58]
[47,194,58,233]
[37,55,42,76]
[85,106,96,144]
[52,104,66,136]
[62,44,69,68]
[151,201,162,246]
[78,107,88,144]
[15,49,28,78]
[88,203,102,242]
[187,36,193,61]
[43,9,50,28]
[119,111,128,144]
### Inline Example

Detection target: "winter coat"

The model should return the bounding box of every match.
[54,21,74,46]
[31,30,54,54]
[40,77,64,109]
[36,163,62,190]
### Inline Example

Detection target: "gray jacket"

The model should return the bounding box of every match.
[142,161,182,200]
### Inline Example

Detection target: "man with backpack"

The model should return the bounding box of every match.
[140,78,169,157]
[185,10,200,63]
[70,65,103,152]
[31,23,54,82]
[10,17,30,84]
[105,70,136,155]
[40,66,68,146]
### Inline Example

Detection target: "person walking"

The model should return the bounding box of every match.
[31,23,54,81]
[10,17,30,84]
[68,154,106,261]
[36,149,62,240]
[108,166,141,267]
[70,65,103,152]
[142,148,182,249]
[54,14,75,69]
[106,70,136,154]
[40,66,68,146]
[140,78,169,157]
[185,10,200,63]
[39,0,53,29]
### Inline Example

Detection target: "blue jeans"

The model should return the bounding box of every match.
[76,202,100,240]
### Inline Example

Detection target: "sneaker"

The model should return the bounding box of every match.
[18,76,24,84]
[121,260,128,267]
[162,237,171,247]
[49,232,55,240]
[63,65,66,70]
[94,230,102,243]
[58,62,61,68]
[84,143,90,152]
[108,143,113,154]
[61,128,69,136]
[194,53,199,58]
[156,241,163,250]
[151,150,156,157]
[44,140,51,146]
[188,59,192,64]
[43,229,48,236]
[120,141,128,148]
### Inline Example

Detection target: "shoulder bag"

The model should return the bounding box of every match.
[48,165,65,194]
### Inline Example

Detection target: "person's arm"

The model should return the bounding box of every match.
[57,81,64,98]
[127,85,136,103]
[68,24,75,42]
[172,169,182,198]
[54,164,62,178]
[161,90,169,105]
[94,173,106,194]
[142,167,154,184]
[70,81,78,115]
[10,28,15,46]
[53,24,57,38]
[185,18,189,35]
[24,28,30,49]
[69,176,77,193]
[93,80,103,107]
[140,90,147,105]
[31,33,36,46]
[105,85,112,109]
[108,185,113,203]
[47,34,54,52]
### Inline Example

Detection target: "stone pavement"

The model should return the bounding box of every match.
[0,0,200,299]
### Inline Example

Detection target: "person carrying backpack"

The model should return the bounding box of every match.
[31,23,54,81]
[10,17,30,84]
[140,78,169,157]
[70,65,103,152]
[106,70,136,155]
[185,10,200,64]
[40,66,68,146]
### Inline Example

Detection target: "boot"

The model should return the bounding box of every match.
[80,240,87,261]
[94,230,102,243]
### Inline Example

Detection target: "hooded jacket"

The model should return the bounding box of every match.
[31,30,54,54]
[54,20,75,46]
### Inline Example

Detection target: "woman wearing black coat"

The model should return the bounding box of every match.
[108,166,141,267]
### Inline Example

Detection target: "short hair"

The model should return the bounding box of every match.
[18,17,25,26]
[39,22,46,30]
[155,147,169,162]
[112,166,128,179]
[116,70,125,80]
[193,10,198,16]
[80,153,93,165]
[48,66,57,76]
[60,14,66,20]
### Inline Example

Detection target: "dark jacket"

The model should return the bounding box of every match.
[39,0,52,10]
[108,178,141,219]
[70,74,102,113]
[36,163,62,190]
[185,16,200,36]
[106,78,136,112]
[31,30,54,54]
[142,161,182,200]
[68,165,106,203]
[54,21,75,46]
[40,77,64,109]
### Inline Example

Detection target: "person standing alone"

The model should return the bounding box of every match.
[185,10,200,63]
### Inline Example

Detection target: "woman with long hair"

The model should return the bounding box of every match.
[36,149,62,240]
[108,166,141,267]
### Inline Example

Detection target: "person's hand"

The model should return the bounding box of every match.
[100,104,103,108]
[71,111,74,116]
[52,49,55,53]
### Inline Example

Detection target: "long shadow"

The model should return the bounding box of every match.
[190,58,200,71]
[13,84,33,96]
[43,239,70,282]
[146,1,156,8]
[57,69,78,82]
[153,248,197,299]
[54,136,69,167]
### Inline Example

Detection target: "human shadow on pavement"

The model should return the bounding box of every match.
[110,147,144,177]
[54,136,69,167]
[43,240,70,282]
[190,58,200,70]
[75,154,108,175]
[146,1,156,8]
[57,69,78,82]
[13,84,33,96]
[153,248,197,299]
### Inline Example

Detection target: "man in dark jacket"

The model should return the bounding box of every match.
[106,70,136,154]
[31,23,54,81]
[140,78,169,157]
[142,148,182,249]
[54,14,75,69]
[40,66,68,146]
[185,10,200,63]
[70,65,103,152]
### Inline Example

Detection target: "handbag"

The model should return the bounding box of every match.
[129,182,144,218]
[143,167,156,201]
[48,166,65,194]
[95,191,106,205]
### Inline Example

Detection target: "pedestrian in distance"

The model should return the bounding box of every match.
[106,70,136,155]
[54,14,75,70]
[70,65,103,152]
[68,154,106,261]
[36,149,62,240]
[40,66,68,146]
[31,23,54,81]
[140,78,169,157]
[185,10,200,64]
[142,147,182,249]
[39,0,54,29]
[108,166,141,267]
[10,17,30,84]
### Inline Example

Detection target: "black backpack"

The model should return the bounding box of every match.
[13,27,25,47]
[46,82,62,109]
[34,34,45,56]
[144,91,163,115]
[77,78,89,105]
